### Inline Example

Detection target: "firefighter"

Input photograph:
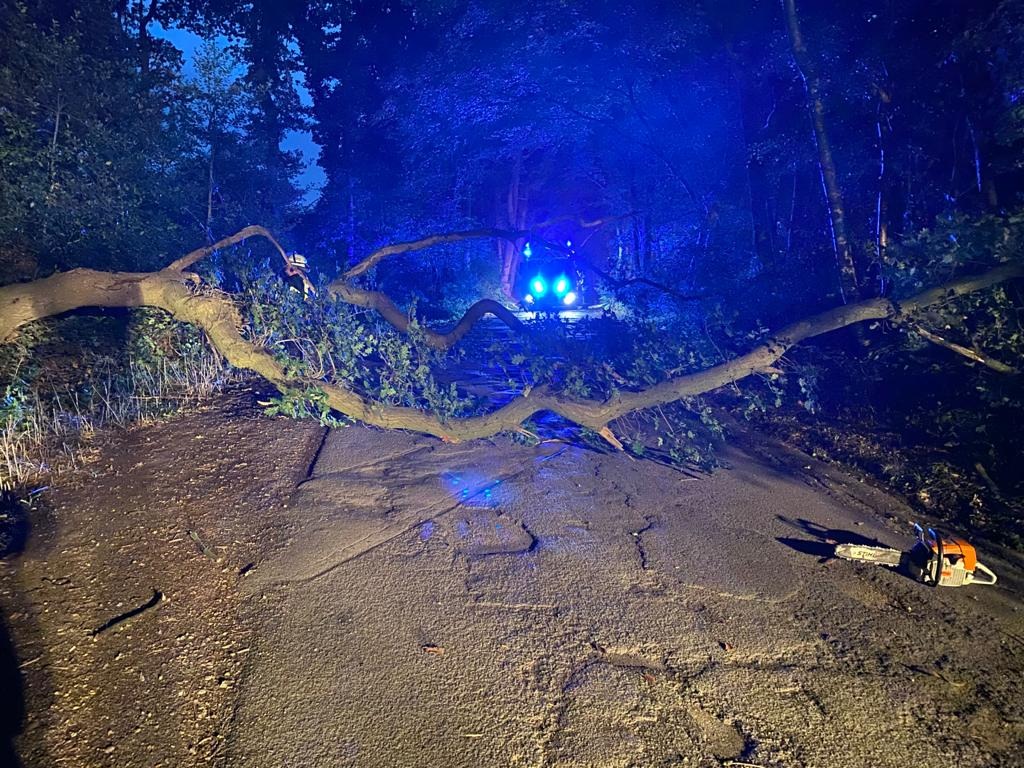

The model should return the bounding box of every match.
[282,252,315,298]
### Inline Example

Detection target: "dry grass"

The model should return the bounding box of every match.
[1,349,228,492]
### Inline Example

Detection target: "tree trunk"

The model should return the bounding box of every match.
[783,0,860,302]
[499,158,528,298]
[728,47,776,272]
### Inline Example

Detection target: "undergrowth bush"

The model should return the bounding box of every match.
[0,310,226,490]
[731,213,1024,547]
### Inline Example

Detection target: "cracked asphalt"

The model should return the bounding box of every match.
[226,426,1024,767]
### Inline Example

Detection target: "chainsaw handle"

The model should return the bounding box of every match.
[969,562,998,586]
[929,528,943,588]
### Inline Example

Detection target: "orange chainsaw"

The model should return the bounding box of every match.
[835,523,998,587]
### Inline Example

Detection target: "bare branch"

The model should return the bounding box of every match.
[342,216,634,281]
[911,324,1017,374]
[342,228,526,281]
[166,224,290,273]
[330,281,523,350]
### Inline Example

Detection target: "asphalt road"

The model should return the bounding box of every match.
[227,426,1024,767]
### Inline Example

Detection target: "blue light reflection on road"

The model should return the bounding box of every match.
[441,471,510,509]
[439,446,569,510]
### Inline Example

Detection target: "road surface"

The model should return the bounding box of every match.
[224,425,1024,767]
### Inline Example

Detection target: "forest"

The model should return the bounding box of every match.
[1,1,1023,766]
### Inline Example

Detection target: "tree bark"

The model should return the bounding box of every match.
[1,228,1019,443]
[498,159,528,299]
[783,0,860,301]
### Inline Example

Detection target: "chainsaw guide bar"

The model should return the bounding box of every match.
[833,544,904,567]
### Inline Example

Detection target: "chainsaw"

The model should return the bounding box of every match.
[835,523,998,587]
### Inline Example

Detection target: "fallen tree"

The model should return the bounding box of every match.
[0,226,1020,443]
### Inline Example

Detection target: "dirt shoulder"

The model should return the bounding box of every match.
[0,390,324,767]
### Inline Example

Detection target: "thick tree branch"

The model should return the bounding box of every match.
[892,263,1022,313]
[167,224,290,272]
[341,216,630,281]
[1,254,1019,442]
[342,228,527,280]
[175,225,518,349]
[330,281,523,350]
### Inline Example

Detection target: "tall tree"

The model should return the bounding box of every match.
[0,0,189,274]
[182,41,257,240]
[782,0,861,302]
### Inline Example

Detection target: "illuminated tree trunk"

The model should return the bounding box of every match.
[498,158,528,299]
[783,0,860,302]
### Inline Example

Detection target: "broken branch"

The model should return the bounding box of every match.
[342,228,526,280]
[911,324,1017,374]
[329,282,523,350]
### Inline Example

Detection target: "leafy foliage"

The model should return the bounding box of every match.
[0,3,190,273]
[231,262,472,422]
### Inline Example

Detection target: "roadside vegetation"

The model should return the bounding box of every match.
[0,311,226,489]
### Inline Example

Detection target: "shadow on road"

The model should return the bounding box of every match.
[776,537,837,559]
[776,515,890,562]
[0,491,30,560]
[1,493,28,767]
[0,607,25,768]
[1,490,44,768]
